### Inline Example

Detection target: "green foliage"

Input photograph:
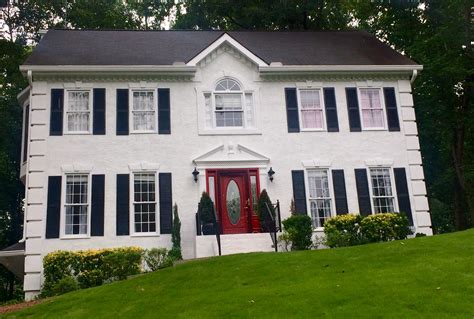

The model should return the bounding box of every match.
[324,213,412,247]
[281,215,313,250]
[52,276,79,296]
[324,214,365,248]
[199,192,214,224]
[169,204,182,261]
[429,198,455,234]
[256,189,274,229]
[41,247,144,296]
[360,213,412,243]
[144,248,174,272]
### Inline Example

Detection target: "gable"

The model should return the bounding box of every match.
[193,143,269,167]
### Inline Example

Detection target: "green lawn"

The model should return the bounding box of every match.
[5,230,474,319]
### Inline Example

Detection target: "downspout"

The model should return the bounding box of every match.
[410,69,418,84]
[20,70,33,243]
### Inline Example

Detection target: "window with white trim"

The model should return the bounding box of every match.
[307,169,333,228]
[204,78,254,129]
[359,88,385,129]
[64,174,89,235]
[299,89,324,130]
[66,90,91,133]
[369,168,395,213]
[132,90,156,132]
[133,172,157,233]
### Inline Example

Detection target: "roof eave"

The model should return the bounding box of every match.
[259,64,423,73]
[19,64,197,74]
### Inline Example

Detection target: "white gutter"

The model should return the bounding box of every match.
[19,65,197,73]
[259,65,423,73]
[410,69,418,84]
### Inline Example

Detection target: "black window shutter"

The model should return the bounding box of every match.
[50,89,64,136]
[332,170,348,215]
[383,87,401,132]
[46,176,62,238]
[91,174,105,236]
[158,88,171,134]
[355,169,372,216]
[116,89,129,135]
[116,174,130,235]
[159,173,173,234]
[93,88,106,135]
[394,168,414,226]
[291,170,307,215]
[285,88,300,133]
[345,88,361,132]
[323,88,339,132]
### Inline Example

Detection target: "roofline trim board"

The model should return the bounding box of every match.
[186,33,269,67]
[259,65,423,73]
[19,65,197,73]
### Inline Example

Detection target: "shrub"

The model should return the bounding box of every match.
[42,247,144,296]
[360,213,412,243]
[415,232,427,237]
[144,248,173,271]
[324,214,364,248]
[256,189,275,231]
[199,192,214,224]
[281,215,313,250]
[52,276,78,296]
[169,204,183,261]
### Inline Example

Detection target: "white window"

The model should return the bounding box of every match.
[298,89,325,130]
[66,90,91,133]
[133,172,157,233]
[369,168,396,213]
[359,88,385,129]
[132,90,156,132]
[204,78,255,130]
[64,174,89,235]
[307,169,333,228]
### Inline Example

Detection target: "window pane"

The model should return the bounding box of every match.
[301,110,323,129]
[134,173,157,233]
[215,94,242,110]
[132,91,155,131]
[208,176,215,204]
[215,111,243,127]
[360,89,384,128]
[245,93,254,128]
[250,175,258,212]
[215,79,241,91]
[370,168,395,213]
[67,91,90,132]
[300,90,321,109]
[307,170,332,227]
[65,174,88,235]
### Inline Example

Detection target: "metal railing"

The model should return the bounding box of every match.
[196,203,221,256]
[263,200,281,252]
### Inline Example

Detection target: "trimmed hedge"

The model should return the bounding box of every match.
[324,213,412,248]
[42,247,143,297]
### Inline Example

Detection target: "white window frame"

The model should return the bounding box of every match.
[357,87,387,131]
[64,89,93,135]
[367,167,399,214]
[129,89,157,134]
[305,168,336,230]
[129,171,160,236]
[297,88,326,131]
[60,172,91,239]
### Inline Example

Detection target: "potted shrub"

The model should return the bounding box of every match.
[256,189,275,232]
[199,192,215,235]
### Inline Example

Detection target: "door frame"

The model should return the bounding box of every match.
[206,168,260,234]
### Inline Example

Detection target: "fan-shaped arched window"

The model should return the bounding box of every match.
[203,77,255,130]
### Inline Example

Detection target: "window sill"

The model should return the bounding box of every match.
[130,131,157,135]
[63,132,92,135]
[300,128,326,132]
[130,233,161,238]
[60,235,90,240]
[361,127,387,132]
[199,129,262,136]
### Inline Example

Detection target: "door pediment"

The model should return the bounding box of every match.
[193,143,269,168]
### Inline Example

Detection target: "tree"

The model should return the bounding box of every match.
[169,204,182,261]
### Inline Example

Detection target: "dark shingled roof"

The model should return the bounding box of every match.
[1,242,25,252]
[24,29,417,66]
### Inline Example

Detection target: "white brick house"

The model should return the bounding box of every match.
[2,30,431,300]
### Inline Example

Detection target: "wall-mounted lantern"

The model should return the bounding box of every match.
[192,167,200,183]
[268,167,275,182]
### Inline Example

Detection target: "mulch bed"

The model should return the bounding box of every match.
[0,300,43,315]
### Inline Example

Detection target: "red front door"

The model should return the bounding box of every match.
[219,173,249,234]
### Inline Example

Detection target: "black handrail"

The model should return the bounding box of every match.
[264,200,281,252]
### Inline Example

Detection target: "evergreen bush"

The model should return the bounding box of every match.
[281,215,313,250]
[256,189,275,231]
[324,214,364,248]
[169,204,183,261]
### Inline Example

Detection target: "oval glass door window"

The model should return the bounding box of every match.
[226,180,241,225]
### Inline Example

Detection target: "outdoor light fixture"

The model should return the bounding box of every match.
[268,167,275,182]
[192,167,200,182]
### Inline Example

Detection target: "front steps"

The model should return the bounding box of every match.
[195,233,276,258]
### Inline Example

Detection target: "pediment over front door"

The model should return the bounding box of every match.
[192,143,270,168]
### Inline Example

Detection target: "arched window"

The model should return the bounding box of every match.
[213,78,244,127]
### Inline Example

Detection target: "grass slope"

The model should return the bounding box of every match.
[5,230,474,319]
